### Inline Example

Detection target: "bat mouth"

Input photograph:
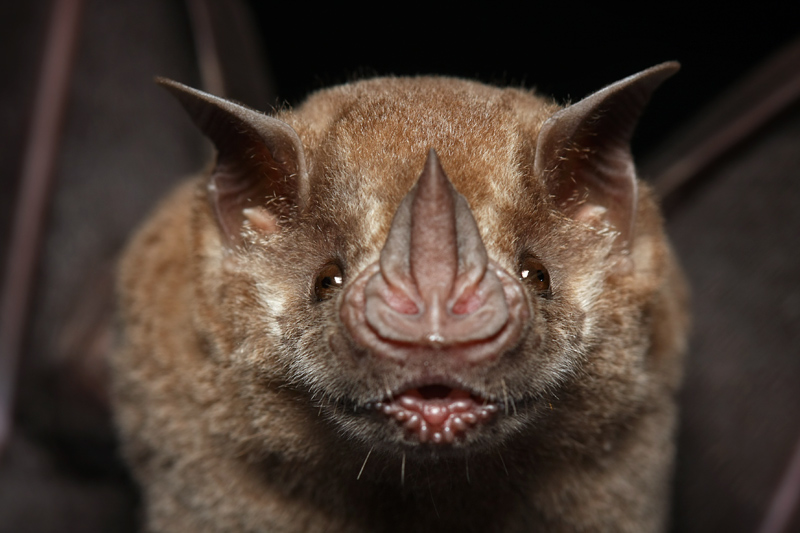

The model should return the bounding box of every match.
[375,384,499,444]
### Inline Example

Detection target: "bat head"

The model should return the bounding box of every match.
[156,63,681,463]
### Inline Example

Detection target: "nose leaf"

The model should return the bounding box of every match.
[361,150,512,350]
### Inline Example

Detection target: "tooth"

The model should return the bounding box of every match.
[483,404,499,413]
[432,432,443,444]
[405,414,421,430]
[395,410,409,421]
[382,404,395,415]
[462,413,477,424]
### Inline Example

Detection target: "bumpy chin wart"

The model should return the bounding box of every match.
[376,387,498,444]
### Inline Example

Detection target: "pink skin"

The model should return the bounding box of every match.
[376,387,499,444]
[339,150,530,444]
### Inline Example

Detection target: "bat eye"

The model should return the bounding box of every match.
[314,263,344,301]
[519,256,550,296]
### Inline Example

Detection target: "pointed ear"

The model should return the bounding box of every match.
[157,78,308,246]
[534,62,679,251]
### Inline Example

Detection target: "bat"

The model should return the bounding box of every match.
[111,63,689,532]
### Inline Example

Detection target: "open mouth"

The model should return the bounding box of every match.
[375,385,499,444]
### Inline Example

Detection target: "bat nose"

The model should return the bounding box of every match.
[339,150,529,364]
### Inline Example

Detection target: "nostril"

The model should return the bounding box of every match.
[384,289,419,315]
[451,290,482,315]
[365,274,420,315]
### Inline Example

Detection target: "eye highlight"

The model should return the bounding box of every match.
[314,263,344,301]
[519,256,551,296]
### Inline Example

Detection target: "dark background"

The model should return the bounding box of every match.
[1,1,798,532]
[250,4,798,158]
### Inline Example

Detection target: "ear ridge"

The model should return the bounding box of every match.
[534,62,679,250]
[156,78,308,246]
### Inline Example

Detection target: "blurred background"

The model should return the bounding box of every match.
[1,1,798,531]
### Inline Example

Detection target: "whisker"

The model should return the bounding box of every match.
[501,379,510,416]
[384,377,393,400]
[498,451,509,477]
[317,394,324,416]
[428,484,440,519]
[401,452,406,487]
[357,447,374,480]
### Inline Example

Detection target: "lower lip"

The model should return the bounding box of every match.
[375,388,499,444]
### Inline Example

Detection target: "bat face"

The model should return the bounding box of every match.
[267,145,560,453]
[281,152,591,453]
[114,66,688,531]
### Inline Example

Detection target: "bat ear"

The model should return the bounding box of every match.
[157,78,308,247]
[534,62,679,251]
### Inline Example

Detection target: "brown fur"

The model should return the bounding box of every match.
[112,73,689,532]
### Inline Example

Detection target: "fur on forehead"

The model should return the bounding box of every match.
[278,76,563,267]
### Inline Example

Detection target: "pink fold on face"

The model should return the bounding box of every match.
[376,386,499,444]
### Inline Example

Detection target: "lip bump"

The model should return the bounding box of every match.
[377,386,499,444]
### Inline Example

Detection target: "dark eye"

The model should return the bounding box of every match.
[314,263,344,301]
[519,256,551,296]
